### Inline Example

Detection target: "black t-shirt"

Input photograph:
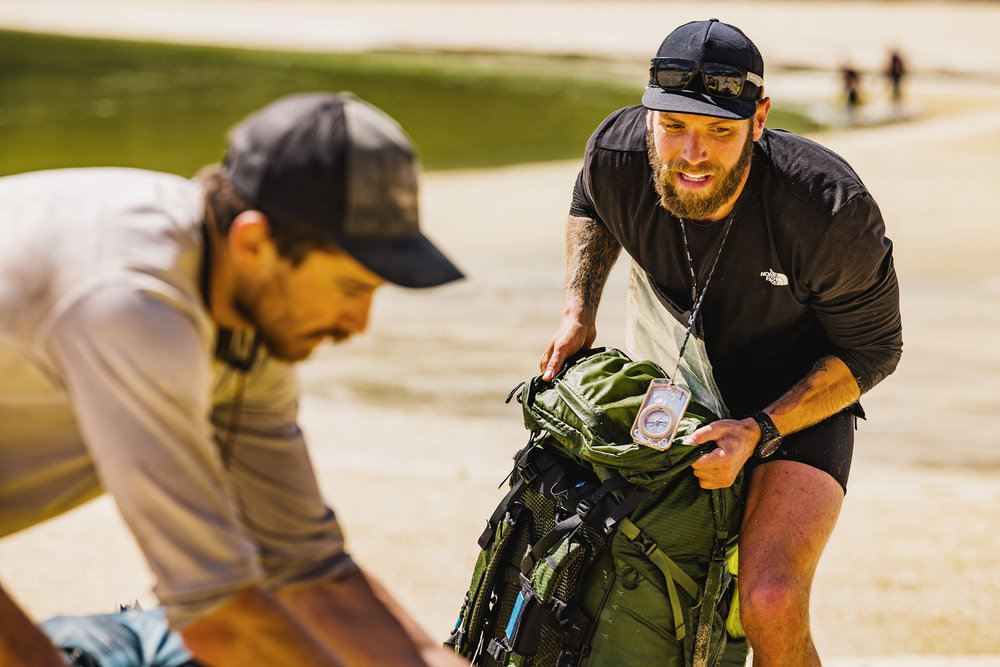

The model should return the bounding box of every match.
[570,105,902,416]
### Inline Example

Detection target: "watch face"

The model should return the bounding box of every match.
[757,437,781,458]
[639,406,675,439]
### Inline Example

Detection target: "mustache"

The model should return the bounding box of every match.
[308,328,352,343]
[662,160,723,176]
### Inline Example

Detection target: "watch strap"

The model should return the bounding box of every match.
[749,411,782,458]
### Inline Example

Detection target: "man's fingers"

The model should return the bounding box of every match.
[539,346,553,375]
[691,445,723,469]
[683,421,720,446]
[691,462,737,490]
[542,349,565,381]
[696,477,732,490]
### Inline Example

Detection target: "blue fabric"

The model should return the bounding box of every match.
[40,608,198,667]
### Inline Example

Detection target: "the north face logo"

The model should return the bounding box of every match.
[760,269,788,286]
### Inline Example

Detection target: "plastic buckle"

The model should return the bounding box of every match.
[477,522,495,550]
[552,598,575,628]
[575,497,595,520]
[518,460,540,485]
[557,649,581,667]
[712,531,729,559]
[630,530,657,557]
[487,637,511,662]
[444,627,464,649]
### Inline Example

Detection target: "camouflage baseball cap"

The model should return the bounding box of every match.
[224,92,463,288]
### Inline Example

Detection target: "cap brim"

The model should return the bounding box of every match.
[642,87,756,120]
[341,233,464,288]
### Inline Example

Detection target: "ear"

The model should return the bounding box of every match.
[228,210,277,274]
[752,97,771,141]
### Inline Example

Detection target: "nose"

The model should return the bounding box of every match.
[678,131,709,166]
[336,292,375,335]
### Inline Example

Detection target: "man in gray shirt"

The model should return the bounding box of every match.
[0,92,467,666]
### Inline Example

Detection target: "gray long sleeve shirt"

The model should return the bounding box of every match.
[0,168,352,627]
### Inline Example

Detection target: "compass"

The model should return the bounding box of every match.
[631,378,691,449]
[637,406,676,439]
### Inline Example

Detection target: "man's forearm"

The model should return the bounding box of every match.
[541,216,622,380]
[280,568,468,666]
[562,215,621,321]
[0,583,66,667]
[181,586,344,667]
[763,355,861,436]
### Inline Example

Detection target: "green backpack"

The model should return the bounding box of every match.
[446,348,747,667]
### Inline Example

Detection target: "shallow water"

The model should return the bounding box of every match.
[0,29,817,177]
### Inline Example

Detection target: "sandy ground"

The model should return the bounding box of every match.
[1,2,999,665]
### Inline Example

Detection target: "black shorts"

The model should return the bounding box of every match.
[745,408,857,493]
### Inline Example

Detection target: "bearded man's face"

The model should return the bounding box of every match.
[647,111,755,221]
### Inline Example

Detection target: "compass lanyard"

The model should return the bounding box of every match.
[669,212,736,380]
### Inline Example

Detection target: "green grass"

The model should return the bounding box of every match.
[0,30,820,177]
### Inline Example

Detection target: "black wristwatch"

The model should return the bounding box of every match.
[748,411,783,458]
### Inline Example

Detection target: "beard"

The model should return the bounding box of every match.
[234,296,350,363]
[646,127,754,221]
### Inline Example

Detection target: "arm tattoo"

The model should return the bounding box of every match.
[766,355,861,435]
[565,215,622,313]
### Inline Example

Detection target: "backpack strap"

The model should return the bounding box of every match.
[518,475,640,576]
[451,438,565,656]
[691,488,735,667]
[478,437,561,550]
[619,517,699,642]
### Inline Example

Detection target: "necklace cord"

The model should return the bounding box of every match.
[669,213,736,380]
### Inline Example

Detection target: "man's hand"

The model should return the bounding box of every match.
[0,584,66,667]
[541,215,621,381]
[686,418,760,489]
[539,314,596,381]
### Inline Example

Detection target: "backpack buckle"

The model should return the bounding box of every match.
[519,460,540,484]
[487,637,511,662]
[575,497,594,520]
[630,530,658,558]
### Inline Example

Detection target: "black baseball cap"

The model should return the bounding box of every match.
[642,19,764,120]
[224,92,463,288]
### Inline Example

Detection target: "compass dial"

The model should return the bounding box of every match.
[638,406,675,439]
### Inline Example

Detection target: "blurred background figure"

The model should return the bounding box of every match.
[840,62,862,124]
[886,48,907,113]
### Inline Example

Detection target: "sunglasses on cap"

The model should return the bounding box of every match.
[649,58,764,100]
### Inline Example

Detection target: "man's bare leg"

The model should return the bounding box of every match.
[738,460,843,666]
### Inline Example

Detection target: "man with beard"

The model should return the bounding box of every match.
[0,93,469,666]
[540,20,901,666]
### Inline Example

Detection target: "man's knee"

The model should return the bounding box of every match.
[739,577,809,636]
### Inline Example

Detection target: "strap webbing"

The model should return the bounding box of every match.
[519,474,633,576]
[691,488,732,667]
[619,518,698,642]
[520,513,582,576]
[479,442,563,550]
[619,518,699,598]
[601,486,652,533]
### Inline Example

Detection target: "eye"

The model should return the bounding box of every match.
[336,281,373,299]
[348,286,377,300]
